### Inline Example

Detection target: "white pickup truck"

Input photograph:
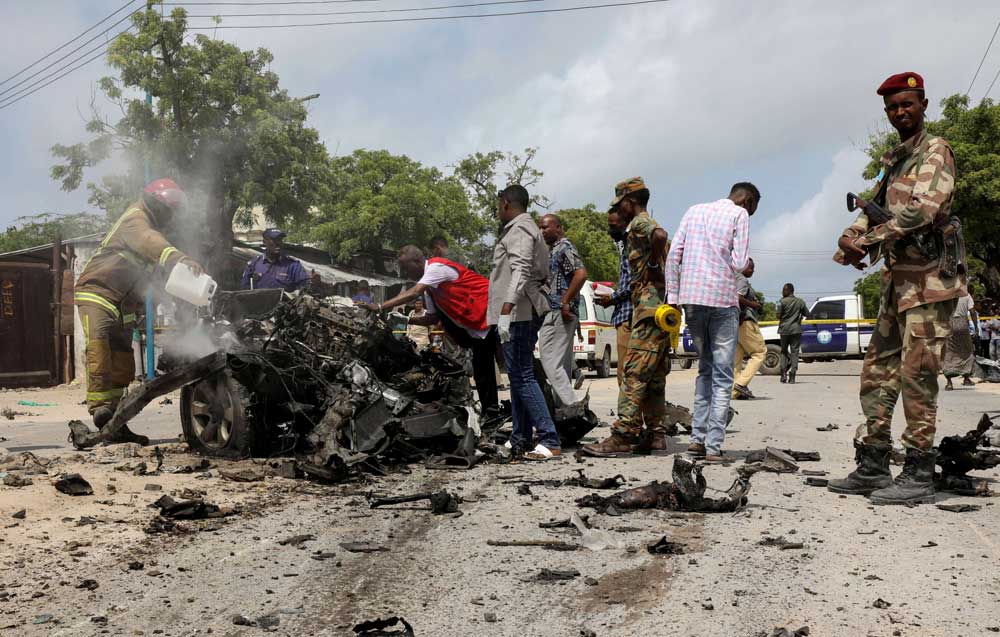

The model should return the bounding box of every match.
[675,294,873,375]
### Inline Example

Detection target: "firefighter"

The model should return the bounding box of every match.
[74,178,203,443]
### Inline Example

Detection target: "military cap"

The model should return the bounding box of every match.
[609,177,648,208]
[262,228,287,240]
[877,72,924,96]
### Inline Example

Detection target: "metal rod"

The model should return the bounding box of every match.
[144,89,155,380]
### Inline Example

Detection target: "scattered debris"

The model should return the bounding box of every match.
[53,473,93,496]
[487,539,579,551]
[503,469,625,490]
[872,598,892,609]
[484,611,498,623]
[935,503,981,513]
[150,495,234,520]
[758,536,805,550]
[2,473,33,487]
[765,628,810,637]
[159,397,174,405]
[571,513,623,551]
[144,483,163,491]
[11,509,25,519]
[232,614,255,626]
[577,455,759,514]
[920,541,938,548]
[339,542,389,553]
[17,400,55,407]
[76,579,99,591]
[801,470,827,476]
[934,413,1000,496]
[743,447,799,473]
[530,568,580,582]
[804,477,829,487]
[647,536,686,555]
[220,467,266,483]
[32,614,54,625]
[368,490,461,515]
[353,616,415,636]
[278,534,315,546]
[816,424,839,432]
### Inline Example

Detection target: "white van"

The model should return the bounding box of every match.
[572,281,619,377]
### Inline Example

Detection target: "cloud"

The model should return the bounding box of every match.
[748,146,876,302]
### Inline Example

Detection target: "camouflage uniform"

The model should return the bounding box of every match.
[840,130,965,450]
[615,207,670,439]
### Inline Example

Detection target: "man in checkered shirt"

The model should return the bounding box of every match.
[595,207,634,387]
[665,182,758,462]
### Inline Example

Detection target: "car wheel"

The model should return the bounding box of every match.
[761,344,783,376]
[680,358,693,370]
[180,371,257,458]
[595,346,612,378]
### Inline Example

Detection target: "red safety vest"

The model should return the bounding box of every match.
[425,257,489,331]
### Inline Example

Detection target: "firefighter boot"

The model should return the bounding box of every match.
[827,442,893,496]
[92,407,114,429]
[868,448,937,505]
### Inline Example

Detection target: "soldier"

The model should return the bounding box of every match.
[583,177,670,457]
[828,72,965,505]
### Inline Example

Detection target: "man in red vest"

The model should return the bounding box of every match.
[359,245,499,416]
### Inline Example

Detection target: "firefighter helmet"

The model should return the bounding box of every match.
[142,178,187,223]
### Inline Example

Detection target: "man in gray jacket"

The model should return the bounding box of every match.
[488,184,561,459]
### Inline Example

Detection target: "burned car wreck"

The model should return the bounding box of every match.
[69,290,600,478]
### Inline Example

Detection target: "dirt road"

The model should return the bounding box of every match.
[1,362,998,636]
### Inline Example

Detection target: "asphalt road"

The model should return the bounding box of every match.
[1,361,998,636]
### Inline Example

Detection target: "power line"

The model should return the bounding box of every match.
[0,38,121,110]
[0,7,142,100]
[187,0,544,18]
[966,20,1000,96]
[985,61,1000,100]
[0,44,114,113]
[0,0,139,89]
[166,0,380,4]
[187,0,672,29]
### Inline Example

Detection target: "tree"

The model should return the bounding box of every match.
[757,292,778,322]
[0,213,107,254]
[452,147,550,224]
[308,150,482,265]
[49,4,329,274]
[550,205,618,283]
[853,272,881,319]
[861,95,1000,297]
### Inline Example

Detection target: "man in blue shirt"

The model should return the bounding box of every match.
[351,281,375,304]
[241,228,314,292]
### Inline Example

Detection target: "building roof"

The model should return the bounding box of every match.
[0,233,102,262]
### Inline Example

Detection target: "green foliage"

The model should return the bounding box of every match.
[551,205,618,283]
[309,150,482,263]
[0,213,107,254]
[452,147,549,224]
[853,272,882,318]
[756,291,778,321]
[49,4,329,267]
[862,94,1000,296]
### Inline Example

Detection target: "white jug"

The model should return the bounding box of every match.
[165,262,217,307]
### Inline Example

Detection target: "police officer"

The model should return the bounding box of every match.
[241,228,317,292]
[828,72,965,505]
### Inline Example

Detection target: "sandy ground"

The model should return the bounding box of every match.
[1,361,999,637]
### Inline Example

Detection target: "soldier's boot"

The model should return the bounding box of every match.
[633,430,670,456]
[787,373,796,384]
[827,442,893,496]
[581,432,636,458]
[780,370,787,384]
[868,448,937,505]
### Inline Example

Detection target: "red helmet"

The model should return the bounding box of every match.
[142,178,188,222]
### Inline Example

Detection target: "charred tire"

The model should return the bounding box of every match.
[680,358,693,370]
[594,346,612,378]
[761,344,783,376]
[180,371,257,458]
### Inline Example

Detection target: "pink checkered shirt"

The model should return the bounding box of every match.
[665,198,750,308]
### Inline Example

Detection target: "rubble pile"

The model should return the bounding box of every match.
[70,290,599,480]
[934,413,1000,496]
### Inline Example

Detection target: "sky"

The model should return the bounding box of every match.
[1,0,998,303]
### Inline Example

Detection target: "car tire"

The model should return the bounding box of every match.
[761,344,783,376]
[595,346,612,378]
[180,371,258,458]
[680,358,693,370]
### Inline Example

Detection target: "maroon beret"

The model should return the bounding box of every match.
[877,72,924,96]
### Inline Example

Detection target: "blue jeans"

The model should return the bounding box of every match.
[502,317,560,450]
[685,305,739,455]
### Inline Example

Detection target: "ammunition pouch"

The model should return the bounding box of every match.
[937,216,965,279]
